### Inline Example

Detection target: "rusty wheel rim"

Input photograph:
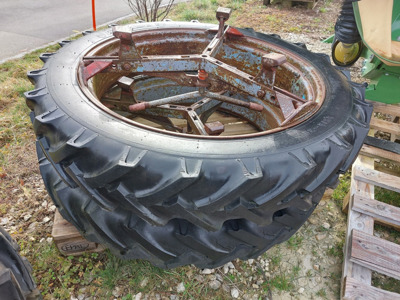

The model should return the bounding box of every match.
[77,23,325,139]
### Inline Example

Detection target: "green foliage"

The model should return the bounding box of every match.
[316,288,327,297]
[332,172,351,208]
[264,274,293,291]
[286,234,303,250]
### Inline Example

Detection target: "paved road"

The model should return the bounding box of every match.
[0,0,133,62]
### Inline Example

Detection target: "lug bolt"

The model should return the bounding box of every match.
[257,90,266,98]
[123,63,131,71]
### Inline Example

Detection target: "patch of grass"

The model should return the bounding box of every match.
[269,253,282,270]
[286,234,303,250]
[372,272,400,294]
[316,288,327,297]
[264,274,293,291]
[327,240,344,259]
[332,172,351,209]
[375,187,400,207]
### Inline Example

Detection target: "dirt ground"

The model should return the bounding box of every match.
[0,0,362,299]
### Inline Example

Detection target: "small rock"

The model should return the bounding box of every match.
[215,274,223,282]
[23,214,32,221]
[298,287,305,294]
[308,217,318,225]
[112,287,121,297]
[223,265,229,274]
[247,259,254,265]
[322,222,331,229]
[170,295,178,300]
[77,295,85,300]
[29,236,35,242]
[209,280,221,290]
[43,216,51,223]
[140,278,149,287]
[41,200,48,208]
[0,218,9,225]
[201,268,214,275]
[46,237,53,244]
[39,238,45,243]
[313,264,320,271]
[134,292,142,300]
[176,282,185,293]
[194,275,204,283]
[252,284,259,289]
[231,288,239,298]
[27,222,37,232]
[319,200,326,206]
[315,233,327,241]
[49,205,57,212]
[222,283,230,293]
[226,262,235,269]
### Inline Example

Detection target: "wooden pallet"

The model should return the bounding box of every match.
[52,210,104,256]
[341,102,400,299]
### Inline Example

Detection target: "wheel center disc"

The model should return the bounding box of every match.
[77,22,325,139]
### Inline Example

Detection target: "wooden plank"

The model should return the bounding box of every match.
[360,144,400,163]
[52,210,81,240]
[353,165,400,193]
[368,100,400,116]
[220,123,257,136]
[370,118,400,136]
[353,195,400,231]
[343,276,400,300]
[341,155,375,293]
[350,229,400,280]
[52,210,104,256]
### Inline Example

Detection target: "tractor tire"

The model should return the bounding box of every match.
[25,22,372,269]
[0,227,40,299]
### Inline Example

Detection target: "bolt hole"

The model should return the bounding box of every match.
[202,55,207,57]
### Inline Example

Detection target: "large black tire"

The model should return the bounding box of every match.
[25,22,372,268]
[0,227,40,299]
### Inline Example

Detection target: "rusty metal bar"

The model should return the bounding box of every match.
[202,25,230,58]
[202,58,278,106]
[186,110,208,135]
[83,54,279,106]
[129,91,200,111]
[200,90,264,111]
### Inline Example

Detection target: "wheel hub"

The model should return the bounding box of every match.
[77,8,325,138]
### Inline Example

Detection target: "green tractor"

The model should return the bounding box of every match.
[329,0,400,104]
